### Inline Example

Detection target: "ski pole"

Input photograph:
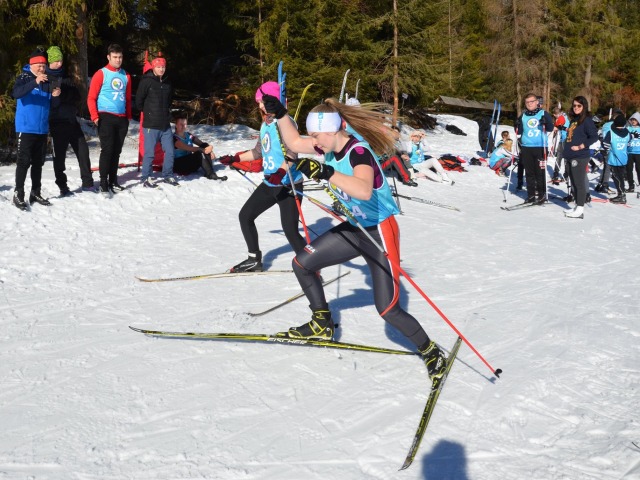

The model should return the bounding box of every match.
[319,183,502,378]
[390,176,403,214]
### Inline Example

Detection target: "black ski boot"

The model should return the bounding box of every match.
[29,191,52,206]
[13,191,28,211]
[611,193,627,204]
[419,341,446,382]
[230,251,263,273]
[285,309,334,340]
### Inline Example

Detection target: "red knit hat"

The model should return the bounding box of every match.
[29,49,47,65]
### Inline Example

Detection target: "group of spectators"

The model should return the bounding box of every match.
[482,93,640,219]
[9,44,227,211]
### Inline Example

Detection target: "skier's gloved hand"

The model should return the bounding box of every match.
[262,94,287,119]
[265,168,286,185]
[217,154,237,165]
[297,158,334,181]
[632,131,640,139]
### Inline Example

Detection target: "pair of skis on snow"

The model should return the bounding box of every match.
[130,321,462,470]
[133,265,463,469]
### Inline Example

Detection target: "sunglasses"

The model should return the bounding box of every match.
[572,104,583,108]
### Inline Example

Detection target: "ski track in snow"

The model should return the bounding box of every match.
[0,117,638,479]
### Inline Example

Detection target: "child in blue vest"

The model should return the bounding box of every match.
[603,115,631,204]
[488,139,516,176]
[625,112,640,192]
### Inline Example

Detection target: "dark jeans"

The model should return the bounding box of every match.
[15,133,47,195]
[521,146,547,199]
[97,113,129,185]
[174,151,214,177]
[50,121,94,189]
[238,182,306,255]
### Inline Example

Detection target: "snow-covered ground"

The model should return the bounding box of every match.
[1,115,638,480]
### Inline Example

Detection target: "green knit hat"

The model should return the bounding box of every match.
[47,46,63,63]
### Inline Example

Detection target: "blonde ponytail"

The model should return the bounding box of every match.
[308,98,397,156]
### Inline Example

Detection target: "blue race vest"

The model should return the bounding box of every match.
[628,126,640,154]
[408,142,425,165]
[173,132,193,159]
[608,131,630,166]
[260,119,302,186]
[521,110,547,147]
[325,141,399,227]
[97,68,127,115]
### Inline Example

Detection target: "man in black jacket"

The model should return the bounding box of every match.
[47,46,95,195]
[135,55,178,187]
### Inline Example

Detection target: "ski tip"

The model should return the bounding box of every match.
[494,368,503,378]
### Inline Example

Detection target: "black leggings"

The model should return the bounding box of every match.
[238,181,306,255]
[292,217,430,349]
[568,157,590,206]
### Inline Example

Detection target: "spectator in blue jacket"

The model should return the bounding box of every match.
[11,48,61,211]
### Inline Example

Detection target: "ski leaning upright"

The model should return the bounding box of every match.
[400,336,463,470]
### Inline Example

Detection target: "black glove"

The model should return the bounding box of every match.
[265,168,286,185]
[297,158,334,181]
[261,94,287,119]
[217,154,236,166]
[632,132,640,139]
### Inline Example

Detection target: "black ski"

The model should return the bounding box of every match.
[129,326,418,356]
[392,193,461,212]
[400,336,463,470]
[135,269,293,283]
[248,271,351,317]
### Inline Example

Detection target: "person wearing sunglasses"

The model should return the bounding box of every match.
[562,96,599,219]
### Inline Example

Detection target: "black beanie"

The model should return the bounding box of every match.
[613,115,627,128]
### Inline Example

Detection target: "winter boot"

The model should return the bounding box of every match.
[109,181,126,192]
[100,180,112,197]
[611,193,627,204]
[285,309,334,340]
[163,176,180,187]
[142,178,158,189]
[230,251,263,273]
[524,196,537,204]
[207,173,228,181]
[565,206,584,219]
[13,191,28,211]
[419,341,446,381]
[29,191,51,206]
[59,185,74,197]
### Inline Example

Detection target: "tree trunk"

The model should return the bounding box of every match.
[512,0,522,116]
[392,0,398,127]
[71,1,89,117]
[584,56,592,107]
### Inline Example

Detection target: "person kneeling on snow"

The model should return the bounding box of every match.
[402,131,454,185]
[173,113,227,180]
[488,139,516,176]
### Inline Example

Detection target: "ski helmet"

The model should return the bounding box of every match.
[255,81,280,103]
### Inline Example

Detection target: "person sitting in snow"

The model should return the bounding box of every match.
[488,139,516,176]
[173,113,227,181]
[402,131,454,185]
[380,125,417,187]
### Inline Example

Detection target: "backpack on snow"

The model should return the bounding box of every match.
[438,154,467,172]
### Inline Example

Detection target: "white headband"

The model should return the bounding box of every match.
[306,112,342,133]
